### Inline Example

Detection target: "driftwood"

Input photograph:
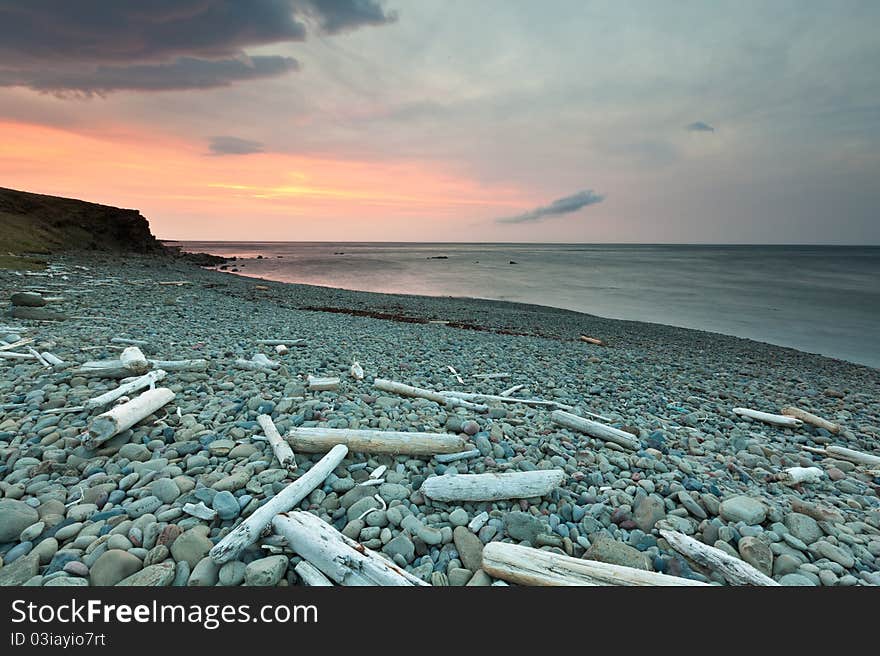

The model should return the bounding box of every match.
[374,378,488,412]
[256,339,307,347]
[308,375,340,391]
[0,351,36,360]
[732,407,802,428]
[257,413,297,472]
[120,346,150,375]
[825,445,880,468]
[209,445,348,564]
[421,470,565,502]
[350,361,364,380]
[780,406,840,433]
[579,335,606,346]
[27,347,51,369]
[0,338,34,351]
[472,373,510,380]
[499,384,525,397]
[447,366,465,384]
[148,358,207,372]
[441,390,573,411]
[433,449,481,463]
[294,561,334,586]
[40,352,65,367]
[659,530,778,586]
[772,466,824,485]
[482,542,707,586]
[111,337,150,347]
[271,511,428,586]
[84,387,175,448]
[551,410,640,450]
[84,369,167,411]
[287,427,467,456]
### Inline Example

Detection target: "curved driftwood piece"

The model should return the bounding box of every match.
[287,427,466,456]
[482,542,707,586]
[732,407,802,428]
[421,470,565,502]
[85,387,175,448]
[825,445,880,468]
[308,375,340,391]
[257,413,297,472]
[209,444,348,564]
[780,406,840,433]
[294,561,334,586]
[374,378,488,412]
[659,529,779,586]
[271,511,428,586]
[550,410,640,450]
[83,369,167,411]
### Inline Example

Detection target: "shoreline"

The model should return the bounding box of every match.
[1,251,879,587]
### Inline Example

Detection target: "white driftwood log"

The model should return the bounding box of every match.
[252,353,279,369]
[825,445,880,468]
[0,351,36,360]
[84,387,175,448]
[308,375,340,391]
[148,358,207,372]
[442,390,572,410]
[374,378,488,412]
[659,529,779,586]
[26,347,51,369]
[433,449,481,463]
[350,361,364,380]
[732,407,803,428]
[294,561,334,586]
[0,338,34,351]
[499,384,525,397]
[482,542,707,586]
[287,427,467,456]
[120,346,150,375]
[421,470,565,502]
[40,352,65,367]
[271,511,428,586]
[83,369,167,411]
[111,337,150,347]
[209,444,348,564]
[257,413,297,472]
[579,335,606,346]
[776,466,824,485]
[551,410,640,450]
[780,406,840,433]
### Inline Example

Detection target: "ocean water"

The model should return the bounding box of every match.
[180,242,880,368]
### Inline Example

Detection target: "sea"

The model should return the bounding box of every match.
[179,242,880,369]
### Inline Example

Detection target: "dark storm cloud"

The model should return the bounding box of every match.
[0,0,395,93]
[497,190,605,224]
[208,135,267,155]
[0,56,300,96]
[685,121,715,132]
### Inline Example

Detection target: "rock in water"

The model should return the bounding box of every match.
[585,533,653,571]
[90,549,143,586]
[453,526,484,571]
[244,556,288,586]
[0,499,39,543]
[719,496,767,525]
[10,292,46,307]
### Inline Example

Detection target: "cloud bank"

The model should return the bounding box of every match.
[685,121,715,132]
[208,136,266,156]
[497,190,605,224]
[0,1,395,94]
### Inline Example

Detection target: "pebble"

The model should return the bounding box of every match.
[212,490,240,521]
[245,555,289,586]
[0,499,39,542]
[90,549,143,586]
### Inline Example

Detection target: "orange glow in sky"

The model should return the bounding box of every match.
[0,120,531,240]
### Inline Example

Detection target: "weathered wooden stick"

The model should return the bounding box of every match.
[148,359,207,372]
[499,384,525,397]
[551,410,640,450]
[287,427,467,456]
[825,445,880,467]
[252,353,279,369]
[732,407,802,428]
[579,335,606,346]
[308,375,340,391]
[257,339,307,347]
[295,561,334,586]
[433,449,481,463]
[83,370,167,410]
[374,378,488,412]
[234,359,275,372]
[27,346,51,369]
[84,387,175,448]
[209,444,348,564]
[271,511,428,586]
[780,406,840,433]
[659,530,779,586]
[0,338,34,351]
[440,390,605,416]
[0,351,37,360]
[447,366,465,384]
[472,373,511,380]
[40,352,65,367]
[482,542,707,586]
[257,413,297,472]
[421,470,565,502]
[120,346,150,375]
[111,337,150,347]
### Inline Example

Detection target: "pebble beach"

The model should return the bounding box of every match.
[1,252,879,587]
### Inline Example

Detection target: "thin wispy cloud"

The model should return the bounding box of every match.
[208,136,266,156]
[685,121,715,132]
[497,190,605,224]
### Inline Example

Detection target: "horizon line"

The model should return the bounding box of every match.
[161,239,880,247]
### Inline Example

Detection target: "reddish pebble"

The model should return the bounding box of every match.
[63,561,89,577]
[827,468,846,481]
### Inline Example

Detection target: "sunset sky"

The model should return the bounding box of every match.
[1,1,878,243]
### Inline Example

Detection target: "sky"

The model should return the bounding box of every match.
[0,0,878,243]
